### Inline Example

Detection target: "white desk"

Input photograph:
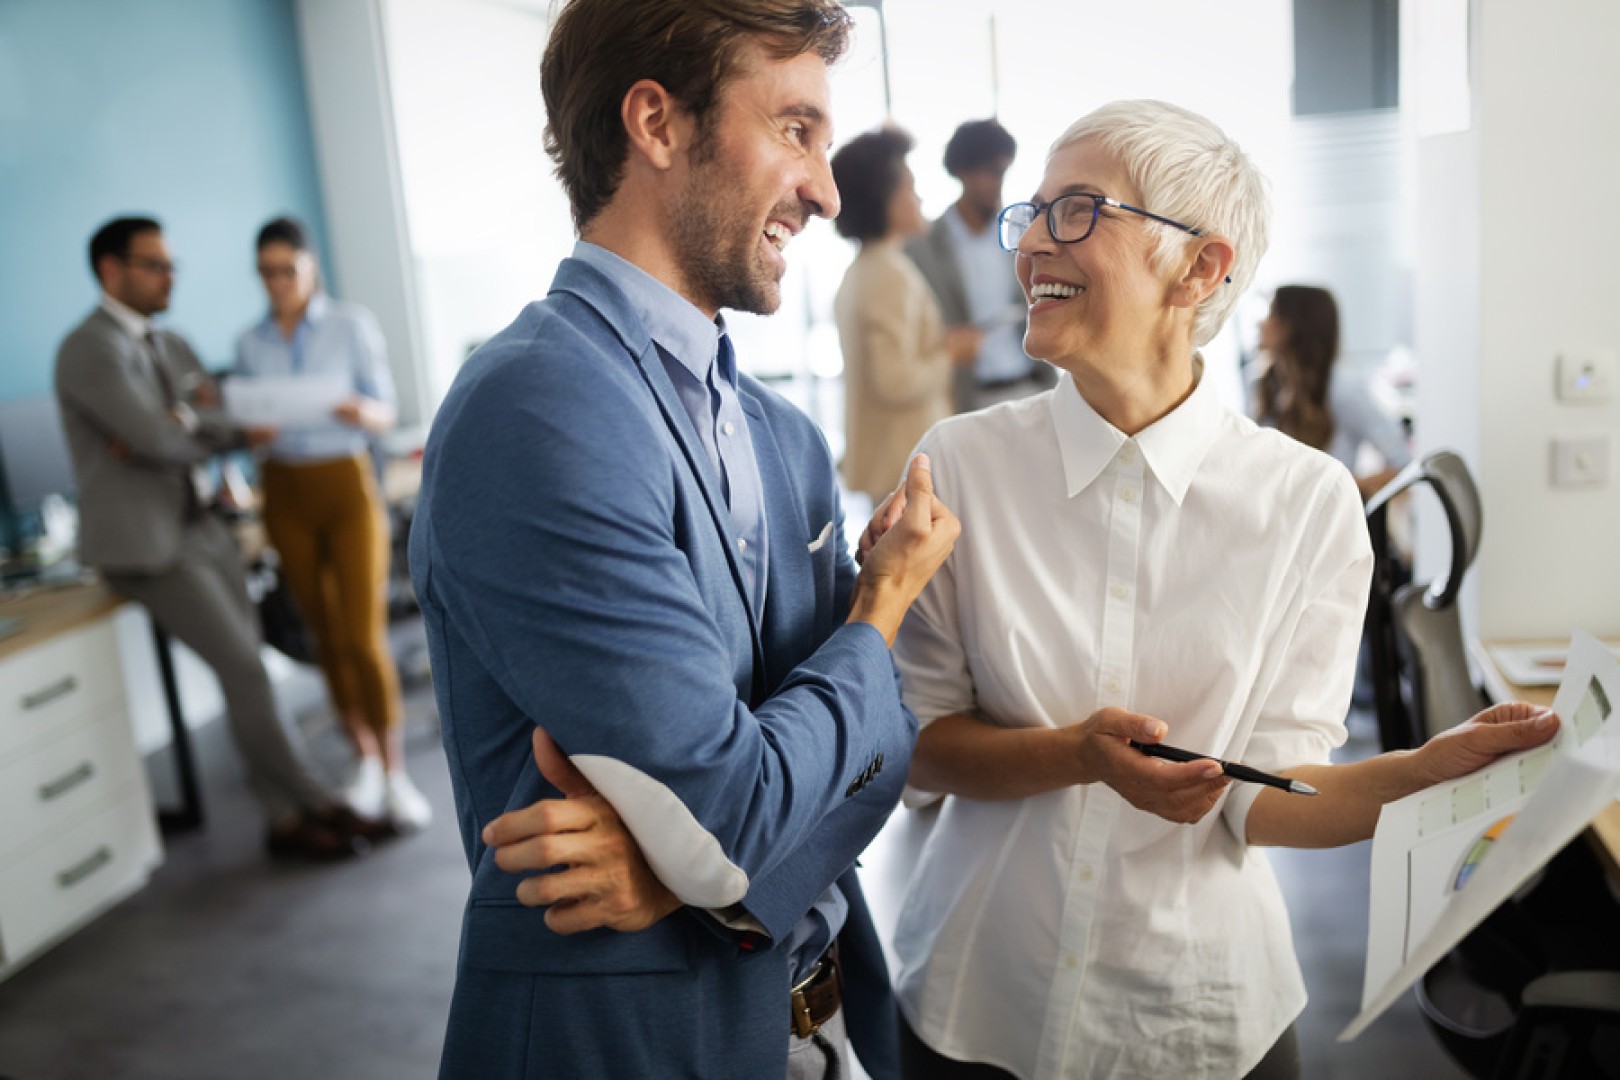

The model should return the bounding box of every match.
[0,580,163,981]
[1471,637,1620,880]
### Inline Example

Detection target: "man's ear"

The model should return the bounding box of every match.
[1171,236,1236,309]
[94,254,120,292]
[621,78,687,172]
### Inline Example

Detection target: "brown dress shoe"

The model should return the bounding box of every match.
[322,804,397,845]
[265,814,368,861]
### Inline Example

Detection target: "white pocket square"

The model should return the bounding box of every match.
[807,521,833,553]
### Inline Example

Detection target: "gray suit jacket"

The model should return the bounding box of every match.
[54,306,239,573]
[906,211,1048,411]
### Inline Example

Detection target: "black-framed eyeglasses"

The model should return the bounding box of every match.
[997,193,1205,252]
[122,255,178,275]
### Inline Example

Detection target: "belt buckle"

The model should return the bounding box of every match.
[791,983,816,1040]
[790,945,840,1040]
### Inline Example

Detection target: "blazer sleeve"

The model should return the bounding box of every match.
[846,257,952,408]
[418,350,911,942]
[55,328,230,467]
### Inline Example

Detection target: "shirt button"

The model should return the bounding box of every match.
[1119,444,1136,463]
[1105,677,1121,694]
[1079,865,1094,882]
[1065,954,1079,970]
[1120,486,1137,503]
[1110,582,1128,600]
[721,421,736,436]
[737,538,748,552]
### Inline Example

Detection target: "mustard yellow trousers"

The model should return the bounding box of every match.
[261,454,402,739]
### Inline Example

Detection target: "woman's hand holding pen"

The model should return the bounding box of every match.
[1070,708,1230,825]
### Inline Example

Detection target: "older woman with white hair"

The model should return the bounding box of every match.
[872,100,1556,1079]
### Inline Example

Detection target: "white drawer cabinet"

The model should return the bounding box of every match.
[0,617,124,759]
[0,588,163,980]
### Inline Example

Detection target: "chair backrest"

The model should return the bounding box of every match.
[1366,449,1486,748]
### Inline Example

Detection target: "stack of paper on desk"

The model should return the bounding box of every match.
[1342,631,1620,1041]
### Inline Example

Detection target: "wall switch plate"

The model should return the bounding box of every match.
[1557,349,1615,403]
[1550,435,1610,488]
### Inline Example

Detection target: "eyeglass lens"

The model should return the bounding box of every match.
[127,256,177,274]
[999,195,1104,251]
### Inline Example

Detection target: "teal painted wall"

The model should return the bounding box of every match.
[0,0,329,398]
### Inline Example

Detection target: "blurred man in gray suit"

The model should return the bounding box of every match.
[55,216,383,860]
[906,119,1055,413]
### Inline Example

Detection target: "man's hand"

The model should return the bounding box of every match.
[855,484,906,567]
[482,728,681,935]
[241,426,278,447]
[189,378,220,408]
[1411,702,1559,788]
[1071,708,1229,824]
[847,453,959,644]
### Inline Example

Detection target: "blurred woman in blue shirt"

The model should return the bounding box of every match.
[236,216,430,832]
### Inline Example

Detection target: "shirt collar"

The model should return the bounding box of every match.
[572,241,727,387]
[255,292,330,339]
[1049,354,1222,506]
[99,292,151,341]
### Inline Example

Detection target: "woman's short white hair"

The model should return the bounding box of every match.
[1052,99,1270,347]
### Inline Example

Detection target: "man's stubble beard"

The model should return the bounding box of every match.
[670,139,786,317]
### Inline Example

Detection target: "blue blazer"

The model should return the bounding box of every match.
[410,257,914,1079]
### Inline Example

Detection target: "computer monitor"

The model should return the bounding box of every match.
[0,395,77,547]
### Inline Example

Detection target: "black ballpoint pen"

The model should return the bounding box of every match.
[1128,740,1318,796]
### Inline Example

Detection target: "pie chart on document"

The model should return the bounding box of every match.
[1453,814,1515,891]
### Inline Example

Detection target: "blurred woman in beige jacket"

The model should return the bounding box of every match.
[832,128,978,501]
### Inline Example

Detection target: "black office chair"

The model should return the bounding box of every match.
[1415,841,1620,1079]
[1365,449,1489,751]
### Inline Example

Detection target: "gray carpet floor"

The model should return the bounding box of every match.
[0,627,1467,1080]
[0,620,464,1080]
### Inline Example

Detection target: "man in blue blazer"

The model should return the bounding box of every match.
[407,2,959,1077]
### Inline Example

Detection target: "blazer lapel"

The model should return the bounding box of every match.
[550,257,770,698]
[626,339,768,700]
[741,391,814,690]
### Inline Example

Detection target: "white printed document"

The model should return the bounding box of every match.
[222,374,349,428]
[1342,631,1620,1041]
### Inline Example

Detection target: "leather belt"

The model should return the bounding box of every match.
[790,939,843,1040]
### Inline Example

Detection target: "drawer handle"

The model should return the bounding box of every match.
[56,845,114,890]
[39,761,96,802]
[22,675,79,711]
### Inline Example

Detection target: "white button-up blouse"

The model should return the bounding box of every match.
[892,367,1373,1079]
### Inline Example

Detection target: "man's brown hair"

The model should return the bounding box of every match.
[541,0,853,231]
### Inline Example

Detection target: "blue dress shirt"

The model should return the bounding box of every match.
[234,293,396,463]
[944,205,1036,384]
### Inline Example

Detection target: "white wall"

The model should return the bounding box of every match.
[1410,0,1620,640]
[293,0,432,427]
[381,0,563,407]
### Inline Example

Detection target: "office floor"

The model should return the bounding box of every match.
[0,617,1466,1079]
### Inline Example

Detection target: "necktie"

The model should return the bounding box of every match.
[146,330,215,513]
[144,330,178,404]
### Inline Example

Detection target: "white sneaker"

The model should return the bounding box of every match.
[343,756,386,818]
[385,769,433,832]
